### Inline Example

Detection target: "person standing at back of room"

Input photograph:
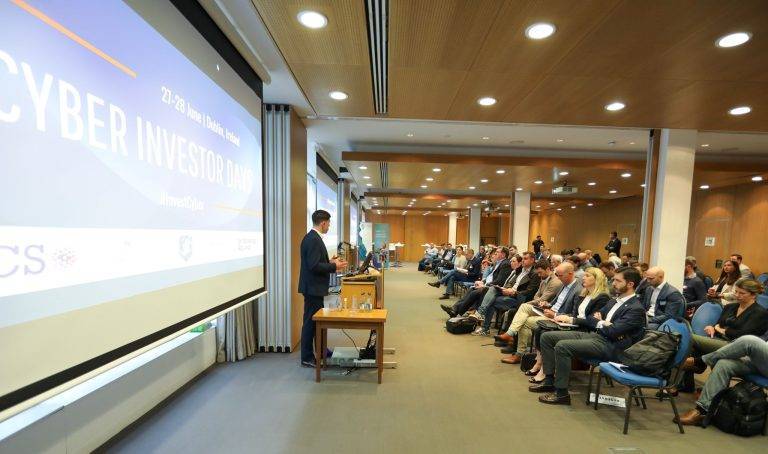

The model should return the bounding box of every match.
[605,231,621,256]
[298,210,347,368]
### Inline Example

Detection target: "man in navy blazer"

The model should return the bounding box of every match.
[532,267,646,405]
[642,266,685,329]
[298,210,347,367]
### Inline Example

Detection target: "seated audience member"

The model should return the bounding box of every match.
[730,253,755,279]
[473,252,541,336]
[584,250,597,267]
[607,252,622,268]
[678,329,768,426]
[686,255,706,281]
[451,246,467,270]
[567,255,585,280]
[634,262,650,301]
[599,261,616,285]
[438,247,511,303]
[418,243,438,271]
[425,243,453,273]
[549,254,563,267]
[532,236,545,256]
[683,259,707,309]
[531,267,646,405]
[445,250,516,316]
[687,278,768,369]
[574,247,582,254]
[577,253,590,270]
[707,259,740,306]
[496,263,579,362]
[620,252,632,266]
[642,267,685,329]
[591,252,602,265]
[430,249,481,297]
[431,243,455,274]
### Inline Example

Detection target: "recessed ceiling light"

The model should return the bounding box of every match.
[535,205,541,208]
[468,186,476,190]
[556,138,565,143]
[481,136,490,140]
[609,189,617,194]
[504,204,510,207]
[641,183,646,187]
[559,171,569,176]
[587,203,594,207]
[605,102,625,112]
[477,97,497,106]
[516,187,523,191]
[525,22,556,40]
[621,173,632,178]
[328,91,348,100]
[473,203,478,206]
[420,185,428,188]
[701,144,710,148]
[376,210,381,214]
[548,202,555,205]
[425,177,434,181]
[297,10,328,29]
[629,142,635,145]
[752,176,764,182]
[587,182,596,186]
[699,184,710,190]
[447,199,452,202]
[496,169,506,174]
[571,205,576,209]
[406,132,414,137]
[716,32,751,48]
[729,106,751,116]
[363,175,371,179]
[358,165,368,170]
[534,180,543,184]
[432,168,441,172]
[556,208,562,211]
[480,179,489,183]
[366,183,372,187]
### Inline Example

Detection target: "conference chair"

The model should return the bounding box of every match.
[757,273,768,286]
[703,275,714,290]
[691,302,723,336]
[756,294,768,310]
[591,319,693,435]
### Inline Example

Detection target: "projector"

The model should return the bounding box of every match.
[552,185,578,195]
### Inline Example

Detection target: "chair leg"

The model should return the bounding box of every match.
[669,394,685,434]
[623,387,634,435]
[593,371,603,410]
[586,366,595,406]
[636,388,647,410]
[605,375,614,387]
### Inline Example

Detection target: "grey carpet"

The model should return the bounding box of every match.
[107,264,766,453]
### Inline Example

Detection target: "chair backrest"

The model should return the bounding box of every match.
[658,318,693,367]
[703,275,714,289]
[757,273,768,285]
[691,302,723,336]
[757,294,768,310]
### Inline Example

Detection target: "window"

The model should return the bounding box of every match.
[349,201,358,244]
[315,169,338,255]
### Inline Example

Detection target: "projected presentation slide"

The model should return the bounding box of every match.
[0,0,264,409]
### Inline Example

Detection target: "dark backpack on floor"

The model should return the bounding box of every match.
[616,329,680,377]
[446,316,477,334]
[707,381,768,437]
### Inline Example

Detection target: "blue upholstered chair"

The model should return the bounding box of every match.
[691,302,723,336]
[756,294,768,310]
[591,319,693,434]
[757,273,768,287]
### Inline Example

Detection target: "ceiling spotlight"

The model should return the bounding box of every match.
[641,183,646,188]
[516,187,523,191]
[752,176,764,182]
[358,165,368,170]
[587,182,596,186]
[587,203,594,207]
[729,106,751,116]
[701,144,710,148]
[629,142,636,145]
[504,204,510,207]
[406,132,414,137]
[432,168,441,172]
[699,185,710,190]
[535,205,541,208]
[571,205,576,209]
[297,10,328,29]
[496,169,506,174]
[425,177,434,181]
[609,189,617,194]
[411,198,416,202]
[559,171,569,176]
[556,138,565,143]
[376,210,381,214]
[534,180,543,184]
[468,186,476,190]
[473,203,478,206]
[481,136,490,140]
[548,202,555,206]
[420,185,428,188]
[363,175,371,179]
[716,32,752,48]
[556,208,562,211]
[366,183,372,187]
[402,211,407,215]
[525,22,556,40]
[328,91,348,100]
[447,199,452,202]
[621,173,632,178]
[477,97,497,106]
[480,179,489,183]
[605,102,625,112]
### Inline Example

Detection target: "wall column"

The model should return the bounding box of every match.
[469,207,481,252]
[338,178,350,245]
[649,129,697,287]
[448,212,458,245]
[512,191,531,252]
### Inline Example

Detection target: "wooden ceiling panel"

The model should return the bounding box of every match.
[292,64,374,117]
[445,72,541,122]
[388,68,467,119]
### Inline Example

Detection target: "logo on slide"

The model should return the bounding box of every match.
[52,248,77,269]
[178,235,193,261]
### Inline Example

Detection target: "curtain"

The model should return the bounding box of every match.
[216,300,258,363]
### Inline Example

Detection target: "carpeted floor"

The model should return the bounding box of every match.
[106,263,765,453]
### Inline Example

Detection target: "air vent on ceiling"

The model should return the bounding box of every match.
[365,0,388,115]
[379,162,389,188]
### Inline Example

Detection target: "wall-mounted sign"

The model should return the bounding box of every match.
[704,237,716,247]
[622,237,629,245]
[550,236,555,243]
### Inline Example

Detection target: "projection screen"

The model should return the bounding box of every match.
[0,0,265,416]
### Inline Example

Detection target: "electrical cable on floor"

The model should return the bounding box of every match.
[341,329,360,375]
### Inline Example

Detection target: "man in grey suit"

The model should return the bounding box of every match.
[643,267,685,329]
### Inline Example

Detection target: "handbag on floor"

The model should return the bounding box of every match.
[706,381,767,437]
[519,352,538,372]
[446,316,477,334]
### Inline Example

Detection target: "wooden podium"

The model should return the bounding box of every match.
[339,268,384,309]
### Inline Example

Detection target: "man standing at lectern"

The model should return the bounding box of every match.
[299,210,347,368]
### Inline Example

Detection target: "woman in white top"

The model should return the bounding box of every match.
[453,246,467,270]
[707,259,740,306]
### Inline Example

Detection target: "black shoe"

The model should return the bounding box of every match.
[438,294,451,300]
[500,346,516,354]
[440,304,457,317]
[301,360,316,368]
[529,384,556,393]
[428,282,440,288]
[538,393,571,405]
[494,340,510,347]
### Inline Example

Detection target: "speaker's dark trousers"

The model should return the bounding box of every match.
[301,294,325,362]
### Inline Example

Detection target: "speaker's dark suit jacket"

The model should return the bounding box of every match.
[298,229,336,297]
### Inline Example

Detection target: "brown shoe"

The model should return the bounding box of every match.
[676,408,704,426]
[681,357,696,371]
[494,333,514,342]
[501,354,522,364]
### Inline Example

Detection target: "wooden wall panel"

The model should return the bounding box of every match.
[688,182,768,277]
[529,196,644,257]
[289,110,307,349]
[499,214,511,247]
[456,217,468,246]
[366,214,449,262]
[480,215,499,245]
